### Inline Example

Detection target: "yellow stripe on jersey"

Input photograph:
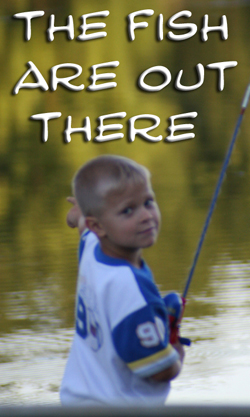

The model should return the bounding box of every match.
[127,344,174,372]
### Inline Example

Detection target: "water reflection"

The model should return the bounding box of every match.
[1,0,250,405]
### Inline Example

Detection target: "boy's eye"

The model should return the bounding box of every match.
[122,207,133,215]
[145,198,154,207]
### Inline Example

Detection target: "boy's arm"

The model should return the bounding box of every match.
[150,291,187,381]
[149,341,184,382]
[66,196,86,235]
[110,274,185,383]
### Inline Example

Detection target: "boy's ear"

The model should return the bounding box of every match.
[85,216,106,238]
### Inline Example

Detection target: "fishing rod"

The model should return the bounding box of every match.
[183,81,250,300]
[165,82,250,346]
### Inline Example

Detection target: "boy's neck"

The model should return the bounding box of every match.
[100,242,143,269]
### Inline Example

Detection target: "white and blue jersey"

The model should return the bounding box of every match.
[60,231,179,406]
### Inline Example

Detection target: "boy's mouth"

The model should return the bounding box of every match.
[138,225,158,235]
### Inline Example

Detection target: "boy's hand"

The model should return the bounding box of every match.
[66,197,86,235]
[164,292,183,344]
[164,292,191,346]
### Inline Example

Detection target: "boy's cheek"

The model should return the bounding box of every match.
[155,210,161,230]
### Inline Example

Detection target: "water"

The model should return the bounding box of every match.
[1,261,249,405]
[1,0,250,406]
[0,330,69,405]
[169,261,250,405]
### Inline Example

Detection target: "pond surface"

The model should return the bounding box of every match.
[0,0,250,406]
[0,261,250,405]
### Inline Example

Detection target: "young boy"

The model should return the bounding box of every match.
[60,155,185,406]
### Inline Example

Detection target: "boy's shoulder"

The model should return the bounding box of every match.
[79,232,164,308]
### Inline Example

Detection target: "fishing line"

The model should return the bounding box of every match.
[183,82,250,299]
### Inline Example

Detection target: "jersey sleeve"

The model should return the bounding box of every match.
[110,268,179,379]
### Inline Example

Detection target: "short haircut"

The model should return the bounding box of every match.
[73,155,151,217]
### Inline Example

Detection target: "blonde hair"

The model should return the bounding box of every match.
[73,155,150,216]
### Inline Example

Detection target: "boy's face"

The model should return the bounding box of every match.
[93,176,161,265]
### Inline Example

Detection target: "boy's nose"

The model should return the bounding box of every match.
[140,207,153,222]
